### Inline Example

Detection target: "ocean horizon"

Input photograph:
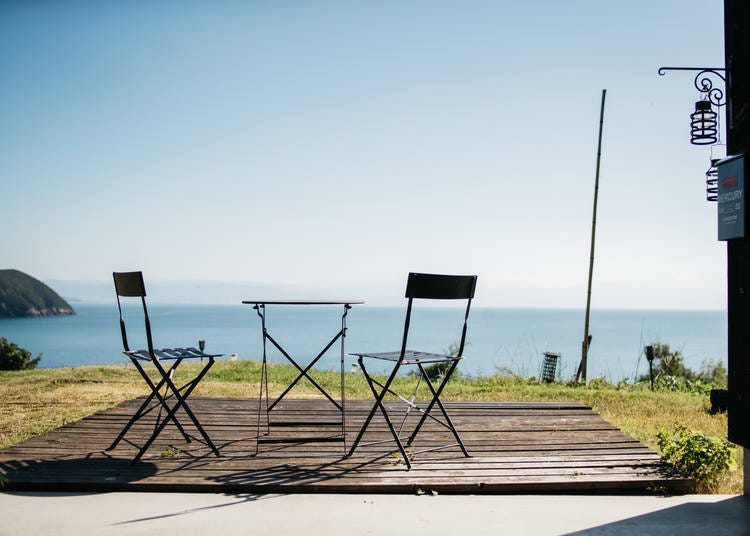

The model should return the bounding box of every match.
[0,304,727,383]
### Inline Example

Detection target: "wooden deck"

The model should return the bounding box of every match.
[0,398,690,493]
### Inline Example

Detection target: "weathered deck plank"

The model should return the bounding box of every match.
[0,398,690,493]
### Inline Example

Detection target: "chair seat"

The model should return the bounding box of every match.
[127,347,222,361]
[351,350,462,365]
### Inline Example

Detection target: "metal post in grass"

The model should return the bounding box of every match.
[645,345,655,390]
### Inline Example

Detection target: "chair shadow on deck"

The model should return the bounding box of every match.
[152,443,403,491]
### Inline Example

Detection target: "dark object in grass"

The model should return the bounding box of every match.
[540,352,559,383]
[710,388,728,414]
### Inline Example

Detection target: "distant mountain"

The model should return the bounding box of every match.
[44,278,404,306]
[0,269,75,318]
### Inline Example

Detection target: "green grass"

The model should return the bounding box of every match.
[0,359,742,493]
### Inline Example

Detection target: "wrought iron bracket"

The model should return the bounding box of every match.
[658,67,727,107]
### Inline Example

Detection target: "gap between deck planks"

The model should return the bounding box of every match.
[0,398,691,494]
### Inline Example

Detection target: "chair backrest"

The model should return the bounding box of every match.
[113,271,154,355]
[400,272,478,358]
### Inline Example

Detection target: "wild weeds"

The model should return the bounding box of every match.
[657,424,734,491]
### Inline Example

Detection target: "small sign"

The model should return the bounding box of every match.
[717,154,745,240]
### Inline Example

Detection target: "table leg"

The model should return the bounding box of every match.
[252,304,350,453]
[341,304,350,448]
[254,305,270,455]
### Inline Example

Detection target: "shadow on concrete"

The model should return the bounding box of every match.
[111,493,279,526]
[566,495,750,536]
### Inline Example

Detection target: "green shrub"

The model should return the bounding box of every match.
[421,360,455,382]
[586,377,614,390]
[656,424,733,485]
[411,341,465,383]
[697,359,727,386]
[651,343,691,379]
[639,343,727,393]
[0,337,41,370]
[653,374,716,396]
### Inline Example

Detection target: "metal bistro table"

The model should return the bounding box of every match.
[243,300,363,452]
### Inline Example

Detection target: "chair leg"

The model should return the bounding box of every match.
[347,358,411,469]
[406,360,469,457]
[131,358,219,464]
[152,359,218,450]
[397,373,423,437]
[143,360,192,441]
[107,358,190,451]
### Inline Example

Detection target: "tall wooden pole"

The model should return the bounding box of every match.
[576,89,607,384]
[724,0,750,495]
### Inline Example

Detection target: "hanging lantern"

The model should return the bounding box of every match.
[705,158,719,202]
[690,100,718,145]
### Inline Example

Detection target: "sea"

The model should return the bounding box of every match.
[0,304,727,382]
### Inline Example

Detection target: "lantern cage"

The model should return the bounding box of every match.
[706,158,719,201]
[691,100,718,145]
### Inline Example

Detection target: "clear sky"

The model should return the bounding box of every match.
[1,1,727,308]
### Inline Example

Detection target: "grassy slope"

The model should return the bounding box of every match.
[0,360,741,493]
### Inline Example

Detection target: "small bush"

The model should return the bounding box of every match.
[421,360,455,382]
[656,424,733,486]
[586,377,614,390]
[411,341,465,383]
[651,343,689,378]
[698,359,727,386]
[0,337,41,370]
[639,343,727,394]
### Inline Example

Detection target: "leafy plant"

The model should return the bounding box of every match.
[161,446,182,458]
[697,359,727,386]
[421,360,454,382]
[651,344,689,378]
[651,375,714,396]
[586,377,613,390]
[656,424,733,486]
[0,337,41,370]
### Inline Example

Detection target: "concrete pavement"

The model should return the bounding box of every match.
[1,492,749,535]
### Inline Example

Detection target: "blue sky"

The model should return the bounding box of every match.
[1,1,727,308]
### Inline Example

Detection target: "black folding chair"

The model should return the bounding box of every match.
[347,272,477,469]
[107,271,221,464]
